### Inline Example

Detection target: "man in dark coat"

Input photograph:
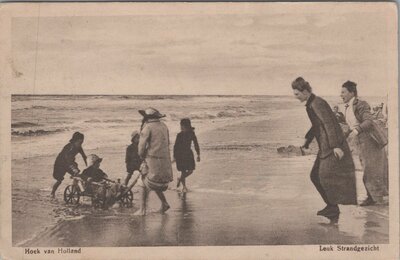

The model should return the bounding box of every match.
[292,77,357,218]
[340,81,388,206]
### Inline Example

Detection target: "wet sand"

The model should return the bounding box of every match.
[14,111,389,246]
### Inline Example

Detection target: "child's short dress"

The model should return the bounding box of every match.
[53,143,83,181]
[125,142,141,174]
[173,131,200,172]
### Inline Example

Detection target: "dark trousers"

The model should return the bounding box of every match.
[310,157,334,206]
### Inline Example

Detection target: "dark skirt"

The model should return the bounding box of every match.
[126,162,141,174]
[53,161,78,181]
[53,163,67,181]
[318,148,357,205]
[176,149,195,172]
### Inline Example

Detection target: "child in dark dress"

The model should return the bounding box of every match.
[173,118,200,192]
[51,132,87,197]
[124,130,142,186]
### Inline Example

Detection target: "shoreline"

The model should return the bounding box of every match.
[13,112,389,247]
[12,113,275,246]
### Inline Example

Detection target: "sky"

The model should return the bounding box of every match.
[10,3,397,96]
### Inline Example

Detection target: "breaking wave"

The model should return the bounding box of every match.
[12,122,40,128]
[170,107,254,121]
[12,128,65,137]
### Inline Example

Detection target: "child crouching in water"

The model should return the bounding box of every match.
[173,118,200,192]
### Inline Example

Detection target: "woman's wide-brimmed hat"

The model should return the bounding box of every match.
[180,118,195,130]
[138,107,166,119]
[70,131,84,142]
[88,154,103,166]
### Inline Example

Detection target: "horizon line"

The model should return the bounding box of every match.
[11,94,387,97]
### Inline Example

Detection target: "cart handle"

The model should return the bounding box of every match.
[104,178,116,183]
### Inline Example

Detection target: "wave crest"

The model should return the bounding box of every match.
[12,128,65,137]
[170,107,253,120]
[12,122,40,128]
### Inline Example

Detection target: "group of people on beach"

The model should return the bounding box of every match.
[50,78,388,219]
[51,108,201,216]
[292,77,388,219]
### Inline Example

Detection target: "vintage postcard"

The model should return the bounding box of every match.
[0,2,398,259]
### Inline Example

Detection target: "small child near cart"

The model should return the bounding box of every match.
[79,154,109,196]
[64,154,134,208]
[80,154,108,183]
[124,130,142,187]
[80,154,125,207]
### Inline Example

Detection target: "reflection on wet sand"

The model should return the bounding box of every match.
[127,192,197,246]
[176,192,197,245]
[22,187,389,247]
[128,213,170,246]
[317,205,388,244]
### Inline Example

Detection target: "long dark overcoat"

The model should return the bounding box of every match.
[305,94,357,205]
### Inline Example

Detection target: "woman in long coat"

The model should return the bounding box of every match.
[135,107,173,215]
[292,77,357,218]
[340,81,388,206]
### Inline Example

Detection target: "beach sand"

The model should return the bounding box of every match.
[13,106,388,247]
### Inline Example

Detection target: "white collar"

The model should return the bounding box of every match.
[147,118,160,123]
[346,96,355,106]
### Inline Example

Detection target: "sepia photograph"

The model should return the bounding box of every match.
[0,2,398,259]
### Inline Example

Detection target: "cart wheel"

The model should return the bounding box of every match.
[120,190,133,208]
[64,185,80,205]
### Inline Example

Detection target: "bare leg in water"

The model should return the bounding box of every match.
[134,185,148,216]
[51,180,62,198]
[124,172,133,186]
[181,175,187,193]
[155,190,170,213]
[125,171,141,187]
[177,172,183,188]
[181,170,193,193]
[120,171,141,200]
